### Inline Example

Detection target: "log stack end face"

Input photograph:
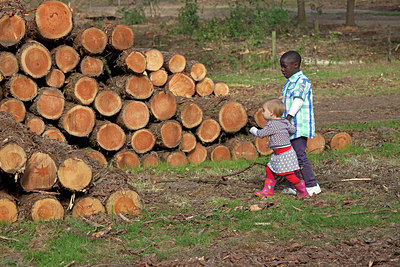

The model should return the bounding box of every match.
[0,14,26,47]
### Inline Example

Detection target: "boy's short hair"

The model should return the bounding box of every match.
[281,51,302,66]
[264,98,285,117]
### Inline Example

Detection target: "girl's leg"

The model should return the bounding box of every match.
[286,172,308,198]
[254,166,276,197]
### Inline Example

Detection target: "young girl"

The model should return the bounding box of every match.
[250,98,308,198]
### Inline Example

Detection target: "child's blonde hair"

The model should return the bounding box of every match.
[263,98,285,117]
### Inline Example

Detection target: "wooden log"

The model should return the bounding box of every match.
[0,191,18,223]
[196,118,221,143]
[0,11,25,47]
[117,49,146,74]
[31,87,65,120]
[162,52,186,73]
[330,132,352,151]
[0,52,19,77]
[52,45,80,73]
[187,143,207,164]
[185,61,207,81]
[149,69,168,87]
[72,196,105,217]
[59,104,95,137]
[178,101,203,129]
[17,40,52,79]
[5,74,38,101]
[64,74,99,105]
[80,148,107,167]
[0,143,27,174]
[254,136,273,156]
[253,108,268,128]
[306,132,326,154]
[94,89,122,117]
[0,98,26,122]
[45,68,65,88]
[179,131,196,152]
[25,113,45,135]
[42,126,66,142]
[144,49,164,71]
[207,144,231,162]
[57,157,92,192]
[106,24,134,51]
[106,189,142,215]
[35,0,73,41]
[161,151,188,167]
[125,75,154,99]
[20,152,58,191]
[20,193,64,221]
[112,150,140,170]
[129,128,155,154]
[228,138,258,160]
[214,81,230,96]
[167,73,195,97]
[149,90,177,121]
[75,27,108,55]
[117,100,149,130]
[219,101,248,133]
[141,151,160,167]
[150,120,182,149]
[89,120,126,151]
[196,77,214,97]
[80,56,104,77]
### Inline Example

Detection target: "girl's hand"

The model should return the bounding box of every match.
[250,127,259,136]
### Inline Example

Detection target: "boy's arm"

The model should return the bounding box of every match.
[286,98,304,120]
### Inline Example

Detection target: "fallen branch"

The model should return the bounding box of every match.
[0,235,19,242]
[340,178,372,182]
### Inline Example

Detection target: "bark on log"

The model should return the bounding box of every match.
[219,101,248,133]
[143,49,164,71]
[42,126,66,142]
[35,0,73,41]
[141,151,160,167]
[89,120,126,151]
[20,193,64,221]
[129,128,155,154]
[59,104,95,137]
[52,45,80,73]
[17,40,52,79]
[80,148,107,167]
[196,118,221,143]
[5,74,38,101]
[112,150,140,170]
[25,113,45,135]
[80,56,104,77]
[178,101,203,129]
[207,144,231,162]
[214,81,230,96]
[150,120,182,149]
[161,151,188,167]
[0,98,26,122]
[0,143,27,174]
[75,27,108,55]
[149,69,168,87]
[64,74,99,105]
[45,68,65,88]
[106,24,134,51]
[31,87,65,120]
[0,10,26,47]
[20,152,58,191]
[57,157,92,192]
[72,196,105,217]
[196,77,214,97]
[117,49,146,74]
[187,143,207,164]
[179,131,196,152]
[330,132,352,151]
[117,100,149,130]
[254,136,273,156]
[94,89,122,117]
[228,138,258,160]
[185,61,207,81]
[167,73,195,97]
[0,52,19,77]
[306,132,325,154]
[149,90,177,121]
[0,191,18,222]
[162,52,186,73]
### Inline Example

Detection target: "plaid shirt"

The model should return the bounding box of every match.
[256,119,296,149]
[282,71,315,139]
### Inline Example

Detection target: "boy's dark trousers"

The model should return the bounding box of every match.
[287,137,318,188]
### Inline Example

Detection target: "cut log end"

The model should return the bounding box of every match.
[36,1,73,40]
[167,54,186,73]
[72,197,105,217]
[255,137,273,156]
[164,151,188,167]
[71,76,99,105]
[34,88,65,120]
[187,143,207,164]
[19,41,51,78]
[196,118,221,143]
[209,145,231,162]
[196,77,214,97]
[94,122,126,151]
[219,101,248,133]
[81,27,108,54]
[141,152,160,167]
[307,133,326,154]
[106,190,142,215]
[0,143,27,174]
[190,62,207,81]
[58,158,92,191]
[46,68,65,88]
[54,45,80,73]
[0,197,18,223]
[160,121,182,148]
[118,101,149,130]
[113,150,140,170]
[254,108,268,128]
[85,149,107,167]
[0,52,19,77]
[180,103,203,128]
[214,82,230,96]
[150,69,168,87]
[145,49,164,71]
[0,98,26,122]
[125,75,154,99]
[131,129,155,154]
[80,56,104,77]
[42,127,67,142]
[0,13,25,47]
[94,90,122,117]
[111,25,134,50]
[180,132,197,152]
[330,132,352,151]
[62,105,96,137]
[168,73,195,98]
[31,197,64,221]
[26,116,45,135]
[124,51,146,74]
[150,91,177,121]
[9,74,38,101]
[231,141,258,160]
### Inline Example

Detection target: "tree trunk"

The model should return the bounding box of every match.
[80,56,104,77]
[42,126,67,142]
[52,45,80,73]
[89,120,126,151]
[0,52,19,77]
[64,74,99,105]
[149,69,168,87]
[345,0,356,26]
[45,68,65,88]
[207,144,231,162]
[150,120,182,149]
[106,24,134,51]
[129,128,155,154]
[59,103,96,137]
[0,11,25,47]
[162,52,186,73]
[72,196,105,217]
[214,81,230,96]
[94,89,122,117]
[0,143,27,174]
[35,0,73,41]
[75,27,108,55]
[20,152,58,191]
[31,87,65,120]
[141,151,160,167]
[306,132,326,154]
[112,150,140,170]
[149,90,177,121]
[25,113,45,135]
[160,151,188,167]
[5,73,38,101]
[177,101,203,129]
[117,49,146,74]
[196,118,221,143]
[117,100,149,130]
[57,157,92,191]
[196,77,214,97]
[143,48,164,71]
[0,191,18,222]
[187,143,207,164]
[297,0,306,26]
[167,73,195,97]
[185,61,207,81]
[219,101,248,133]
[17,40,52,79]
[329,132,352,151]
[20,193,64,221]
[254,136,273,156]
[228,138,258,160]
[0,98,26,122]
[179,131,197,152]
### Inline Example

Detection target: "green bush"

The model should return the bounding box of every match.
[117,6,146,25]
[177,0,200,34]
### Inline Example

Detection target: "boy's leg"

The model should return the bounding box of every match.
[290,137,318,187]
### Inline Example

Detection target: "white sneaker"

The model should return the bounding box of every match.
[282,187,297,195]
[306,184,321,196]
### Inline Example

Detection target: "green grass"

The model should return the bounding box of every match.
[368,12,400,17]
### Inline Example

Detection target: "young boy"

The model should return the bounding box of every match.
[280,51,321,196]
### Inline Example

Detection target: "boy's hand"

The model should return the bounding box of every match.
[286,115,293,121]
[250,127,259,136]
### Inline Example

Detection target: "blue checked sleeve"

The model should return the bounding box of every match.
[294,78,311,100]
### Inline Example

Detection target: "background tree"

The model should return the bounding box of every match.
[345,0,356,26]
[297,0,306,26]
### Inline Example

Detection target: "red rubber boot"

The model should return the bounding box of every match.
[294,180,309,198]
